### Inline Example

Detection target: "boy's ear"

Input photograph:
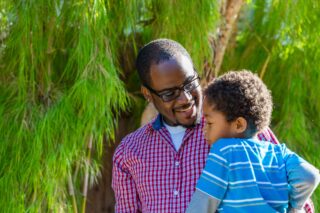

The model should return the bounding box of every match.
[141,86,152,102]
[232,117,247,134]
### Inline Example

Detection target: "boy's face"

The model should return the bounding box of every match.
[203,98,237,145]
[143,54,202,127]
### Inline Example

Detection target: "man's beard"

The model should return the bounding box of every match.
[177,97,202,128]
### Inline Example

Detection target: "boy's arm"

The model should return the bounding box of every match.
[284,147,320,211]
[186,189,220,213]
[260,128,317,213]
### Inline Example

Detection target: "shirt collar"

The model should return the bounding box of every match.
[151,114,165,130]
[150,113,202,131]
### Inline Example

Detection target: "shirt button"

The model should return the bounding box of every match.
[173,190,179,196]
[175,161,180,167]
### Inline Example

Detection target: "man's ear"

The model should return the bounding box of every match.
[141,86,152,102]
[232,117,247,134]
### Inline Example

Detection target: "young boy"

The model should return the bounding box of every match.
[187,70,320,213]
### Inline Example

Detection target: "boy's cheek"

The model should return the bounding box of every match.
[203,126,208,135]
[203,126,209,140]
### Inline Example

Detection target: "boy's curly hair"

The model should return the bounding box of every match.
[204,70,273,136]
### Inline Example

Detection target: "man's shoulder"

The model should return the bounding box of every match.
[115,123,152,152]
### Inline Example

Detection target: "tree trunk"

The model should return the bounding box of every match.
[206,0,244,81]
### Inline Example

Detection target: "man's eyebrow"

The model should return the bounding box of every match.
[157,87,178,93]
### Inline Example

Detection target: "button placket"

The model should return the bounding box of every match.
[172,153,181,200]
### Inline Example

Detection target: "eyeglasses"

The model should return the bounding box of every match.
[144,74,200,102]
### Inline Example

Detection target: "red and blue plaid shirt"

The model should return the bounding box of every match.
[112,115,313,213]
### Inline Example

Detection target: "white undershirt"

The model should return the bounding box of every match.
[163,121,186,151]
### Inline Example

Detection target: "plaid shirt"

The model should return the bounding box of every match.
[112,115,313,213]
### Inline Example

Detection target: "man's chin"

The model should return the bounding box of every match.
[177,114,200,128]
[174,106,200,127]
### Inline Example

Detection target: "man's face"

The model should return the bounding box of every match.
[203,98,235,145]
[145,55,202,127]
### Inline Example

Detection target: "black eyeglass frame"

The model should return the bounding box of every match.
[143,74,201,102]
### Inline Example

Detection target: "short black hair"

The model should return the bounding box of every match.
[204,70,273,136]
[136,38,193,86]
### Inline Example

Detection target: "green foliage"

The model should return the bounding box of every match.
[142,0,219,71]
[0,0,219,212]
[0,0,128,212]
[223,0,320,208]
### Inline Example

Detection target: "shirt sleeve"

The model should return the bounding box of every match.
[112,141,141,213]
[282,145,320,210]
[186,189,221,213]
[195,145,229,202]
[259,129,317,213]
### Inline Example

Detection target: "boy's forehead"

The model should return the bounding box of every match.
[203,97,217,113]
[202,99,212,113]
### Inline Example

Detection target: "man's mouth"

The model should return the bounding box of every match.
[175,103,194,112]
[172,101,199,126]
[174,102,195,112]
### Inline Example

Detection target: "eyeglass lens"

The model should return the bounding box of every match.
[160,77,199,102]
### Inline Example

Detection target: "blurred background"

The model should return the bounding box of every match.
[1,0,319,212]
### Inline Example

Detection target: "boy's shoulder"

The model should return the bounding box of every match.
[212,138,285,153]
[212,138,251,150]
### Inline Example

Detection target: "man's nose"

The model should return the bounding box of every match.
[177,90,192,102]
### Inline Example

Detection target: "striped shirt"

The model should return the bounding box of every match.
[112,115,283,213]
[196,138,305,212]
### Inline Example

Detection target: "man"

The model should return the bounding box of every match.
[112,39,313,212]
